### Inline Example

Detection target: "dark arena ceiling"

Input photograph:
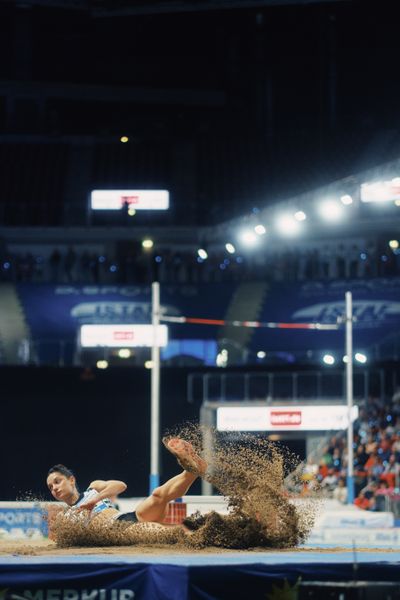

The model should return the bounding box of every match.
[8,0,349,13]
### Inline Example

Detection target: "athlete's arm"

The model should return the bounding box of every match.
[90,479,127,499]
[78,479,127,511]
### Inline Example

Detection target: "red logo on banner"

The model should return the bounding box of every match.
[121,195,139,204]
[270,411,302,426]
[114,331,134,340]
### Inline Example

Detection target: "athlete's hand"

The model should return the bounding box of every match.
[76,499,98,512]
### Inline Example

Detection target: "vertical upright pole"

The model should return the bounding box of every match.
[200,402,214,496]
[150,281,160,493]
[346,291,354,504]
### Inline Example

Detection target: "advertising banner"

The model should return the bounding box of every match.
[91,189,169,210]
[0,564,184,599]
[253,277,400,354]
[217,405,359,431]
[0,503,47,538]
[0,558,398,599]
[80,324,168,348]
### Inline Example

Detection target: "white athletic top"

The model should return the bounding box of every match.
[74,487,115,515]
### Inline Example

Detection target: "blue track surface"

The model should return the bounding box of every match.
[0,548,399,565]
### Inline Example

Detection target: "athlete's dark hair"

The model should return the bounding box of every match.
[47,464,75,478]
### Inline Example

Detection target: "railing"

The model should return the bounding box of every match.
[187,369,382,403]
[384,496,400,518]
[4,339,77,367]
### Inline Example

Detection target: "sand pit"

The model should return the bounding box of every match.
[43,425,320,551]
[1,539,398,557]
[3,426,364,554]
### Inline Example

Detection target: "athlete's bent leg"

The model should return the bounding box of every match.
[136,437,208,523]
[135,470,197,523]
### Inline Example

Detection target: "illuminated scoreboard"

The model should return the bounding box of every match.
[80,324,168,348]
[91,189,169,210]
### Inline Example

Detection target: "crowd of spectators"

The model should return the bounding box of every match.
[1,238,400,285]
[302,391,400,512]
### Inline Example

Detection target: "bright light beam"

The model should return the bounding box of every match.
[318,200,343,222]
[294,210,307,221]
[355,352,367,364]
[254,224,266,235]
[239,229,258,246]
[323,354,335,365]
[275,214,300,236]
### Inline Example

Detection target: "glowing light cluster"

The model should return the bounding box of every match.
[325,353,368,365]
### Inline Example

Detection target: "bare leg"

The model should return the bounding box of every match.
[135,470,197,523]
[136,438,208,523]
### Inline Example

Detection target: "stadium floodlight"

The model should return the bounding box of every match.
[294,210,307,221]
[322,354,335,365]
[275,213,300,236]
[318,200,343,221]
[254,224,266,235]
[96,360,109,369]
[225,243,236,254]
[239,229,258,246]
[340,194,353,205]
[127,206,136,216]
[389,240,399,250]
[144,360,154,369]
[142,239,154,249]
[257,350,266,359]
[118,348,131,359]
[355,352,367,364]
[198,248,208,260]
[216,348,228,367]
[120,136,129,143]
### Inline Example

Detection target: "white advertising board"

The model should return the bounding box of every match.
[360,179,400,202]
[91,189,169,210]
[217,405,359,432]
[80,324,168,348]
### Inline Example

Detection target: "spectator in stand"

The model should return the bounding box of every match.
[49,248,62,282]
[365,434,378,455]
[316,391,400,510]
[354,444,368,469]
[361,480,379,501]
[367,496,378,511]
[375,479,394,497]
[378,434,393,463]
[333,477,348,504]
[320,467,338,493]
[354,490,371,510]
[64,246,77,282]
[303,457,319,479]
[318,458,330,482]
[2,238,400,285]
[381,454,399,488]
[80,250,91,282]
[331,447,342,470]
[349,244,360,278]
[17,252,34,282]
[365,453,384,480]
[321,445,334,467]
[89,253,99,283]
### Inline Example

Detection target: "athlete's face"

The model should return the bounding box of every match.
[46,472,76,504]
